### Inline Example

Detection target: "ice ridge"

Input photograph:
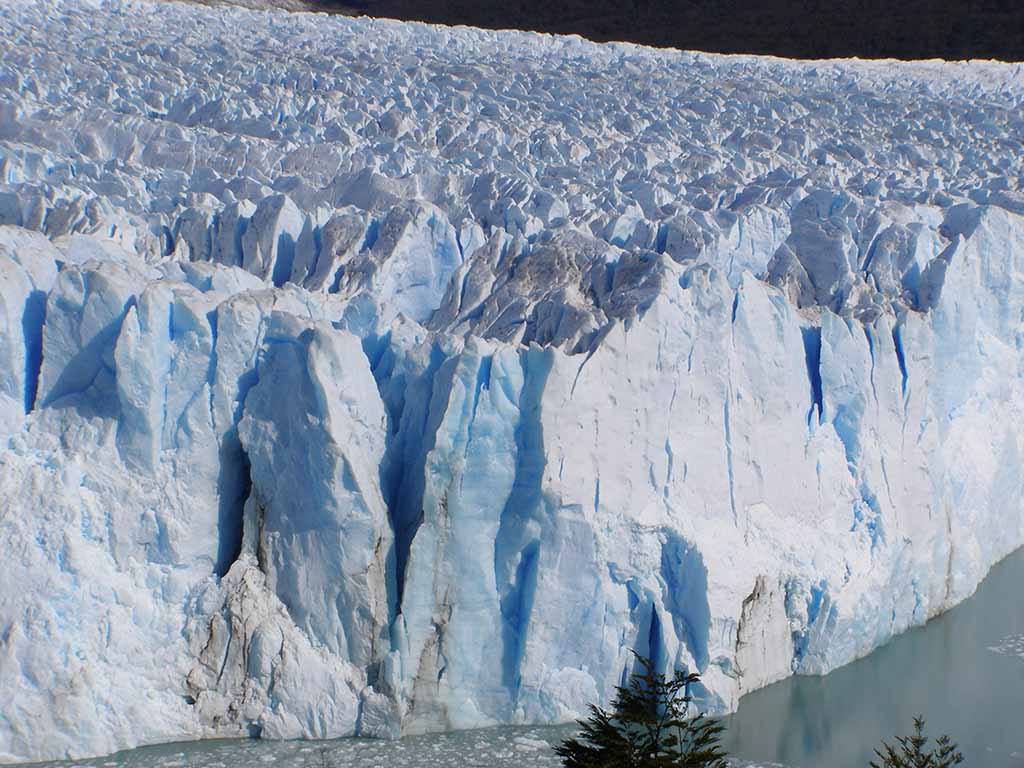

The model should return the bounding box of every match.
[0,0,1023,761]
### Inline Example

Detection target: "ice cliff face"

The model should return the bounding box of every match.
[1,0,1023,761]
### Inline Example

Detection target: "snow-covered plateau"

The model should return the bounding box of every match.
[1,0,1023,761]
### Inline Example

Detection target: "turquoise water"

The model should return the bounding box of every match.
[722,547,1024,767]
[27,548,1023,768]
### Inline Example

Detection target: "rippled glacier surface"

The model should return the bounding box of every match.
[2,0,1024,762]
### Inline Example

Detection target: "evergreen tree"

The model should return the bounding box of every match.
[870,716,964,768]
[555,653,728,768]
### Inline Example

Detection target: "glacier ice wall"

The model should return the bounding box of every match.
[1,0,1023,761]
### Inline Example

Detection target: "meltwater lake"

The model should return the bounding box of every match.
[31,548,1024,768]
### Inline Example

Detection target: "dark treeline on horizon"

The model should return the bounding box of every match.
[313,0,1023,61]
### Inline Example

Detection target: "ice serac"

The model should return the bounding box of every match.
[238,312,393,669]
[1,0,1024,762]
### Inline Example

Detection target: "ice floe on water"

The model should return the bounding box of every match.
[987,633,1024,660]
[30,727,784,768]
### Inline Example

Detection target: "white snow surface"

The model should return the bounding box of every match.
[1,0,1024,761]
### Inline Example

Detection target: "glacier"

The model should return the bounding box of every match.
[1,0,1023,761]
